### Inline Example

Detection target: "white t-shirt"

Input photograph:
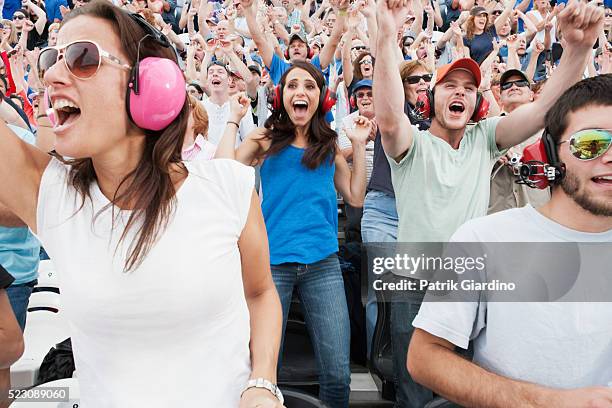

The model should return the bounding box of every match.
[337,111,374,181]
[413,205,612,389]
[202,99,256,147]
[35,158,255,407]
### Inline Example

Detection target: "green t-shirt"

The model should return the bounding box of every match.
[388,117,504,242]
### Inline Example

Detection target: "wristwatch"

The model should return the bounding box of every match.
[242,378,284,404]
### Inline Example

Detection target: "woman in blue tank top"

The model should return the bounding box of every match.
[216,61,374,408]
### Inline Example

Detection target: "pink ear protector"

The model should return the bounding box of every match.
[44,13,186,132]
[126,13,186,131]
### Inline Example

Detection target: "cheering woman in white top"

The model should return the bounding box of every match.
[0,1,283,407]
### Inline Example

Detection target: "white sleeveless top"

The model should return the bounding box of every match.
[527,9,557,45]
[35,158,254,407]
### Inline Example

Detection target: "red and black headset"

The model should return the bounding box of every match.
[511,129,566,189]
[272,83,336,113]
[415,88,490,123]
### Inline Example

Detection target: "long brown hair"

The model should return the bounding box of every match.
[465,14,493,40]
[189,95,208,137]
[262,61,336,169]
[352,51,373,83]
[54,0,189,272]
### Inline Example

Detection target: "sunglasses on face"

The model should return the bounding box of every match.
[352,46,366,52]
[492,10,502,16]
[403,74,432,84]
[359,58,372,65]
[560,129,612,161]
[37,40,132,82]
[355,90,372,99]
[501,79,530,90]
[13,15,25,20]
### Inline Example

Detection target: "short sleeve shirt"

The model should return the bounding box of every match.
[388,117,504,242]
[267,53,322,85]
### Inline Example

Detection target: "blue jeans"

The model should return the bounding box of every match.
[6,280,36,332]
[361,191,398,357]
[271,254,351,408]
[391,287,433,408]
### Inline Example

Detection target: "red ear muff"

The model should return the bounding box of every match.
[272,84,282,110]
[284,49,289,60]
[272,84,335,113]
[514,130,565,189]
[470,92,489,122]
[349,95,356,110]
[415,89,434,119]
[320,87,335,113]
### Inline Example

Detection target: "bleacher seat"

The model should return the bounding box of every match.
[11,311,71,388]
[27,291,60,313]
[34,260,59,293]
[368,272,396,401]
[282,388,330,408]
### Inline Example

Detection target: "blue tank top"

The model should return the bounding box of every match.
[260,145,338,265]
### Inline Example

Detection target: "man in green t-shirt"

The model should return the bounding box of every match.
[373,0,604,406]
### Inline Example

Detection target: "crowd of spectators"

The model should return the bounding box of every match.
[0,0,610,406]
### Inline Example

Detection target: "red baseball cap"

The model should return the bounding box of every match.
[434,58,482,88]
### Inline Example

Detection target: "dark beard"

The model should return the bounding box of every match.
[561,170,612,217]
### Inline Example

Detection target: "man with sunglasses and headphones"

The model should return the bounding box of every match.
[489,69,550,214]
[408,73,612,408]
[375,0,605,406]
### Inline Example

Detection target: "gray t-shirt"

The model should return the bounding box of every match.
[388,117,504,242]
[413,205,612,388]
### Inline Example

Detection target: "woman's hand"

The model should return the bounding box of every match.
[229,92,250,123]
[346,116,374,145]
[239,387,285,408]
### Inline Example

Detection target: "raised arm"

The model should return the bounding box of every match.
[241,0,275,68]
[494,0,515,34]
[374,0,414,162]
[333,116,372,207]
[495,0,604,150]
[25,0,47,35]
[0,120,50,231]
[524,39,544,81]
[359,0,378,57]
[341,31,354,88]
[318,0,349,70]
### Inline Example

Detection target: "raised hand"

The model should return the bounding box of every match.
[359,0,376,18]
[506,34,518,49]
[238,0,256,10]
[22,19,35,32]
[161,23,172,36]
[346,116,375,145]
[377,0,413,35]
[533,39,545,54]
[330,0,350,12]
[556,0,604,50]
[229,92,251,122]
[450,20,462,37]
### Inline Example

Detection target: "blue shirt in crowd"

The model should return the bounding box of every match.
[260,145,338,265]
